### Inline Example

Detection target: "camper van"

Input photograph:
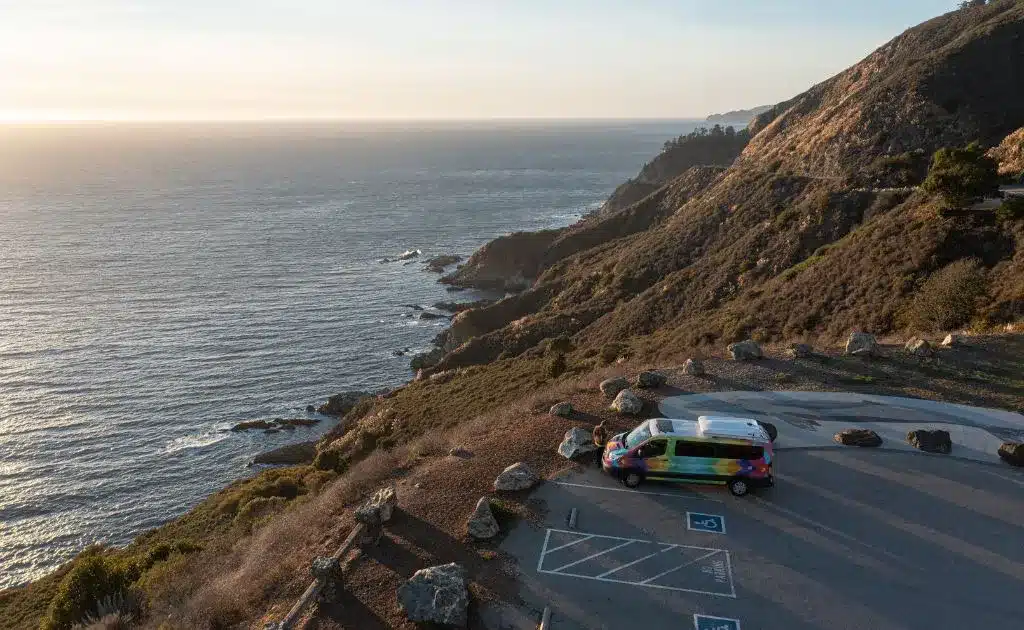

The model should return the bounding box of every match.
[601,416,774,497]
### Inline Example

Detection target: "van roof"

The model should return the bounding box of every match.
[649,416,770,443]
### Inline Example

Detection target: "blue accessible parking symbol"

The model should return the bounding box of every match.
[694,614,742,630]
[687,511,726,534]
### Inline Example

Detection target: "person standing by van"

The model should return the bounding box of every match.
[592,421,608,465]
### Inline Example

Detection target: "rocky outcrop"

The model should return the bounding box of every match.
[418,311,449,321]
[493,462,538,492]
[410,348,445,371]
[441,230,560,292]
[550,402,573,418]
[834,429,883,447]
[728,340,763,361]
[397,563,469,627]
[635,371,667,389]
[905,337,934,357]
[998,442,1024,467]
[558,427,598,459]
[599,377,630,398]
[355,486,397,526]
[250,441,317,466]
[317,392,372,417]
[845,332,879,357]
[682,358,706,376]
[988,127,1024,177]
[425,254,463,273]
[611,390,643,415]
[466,497,500,540]
[788,343,814,359]
[232,418,321,432]
[907,429,952,454]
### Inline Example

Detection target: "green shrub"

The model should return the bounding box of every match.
[545,335,574,355]
[547,353,567,378]
[906,259,989,332]
[43,550,141,630]
[921,143,999,208]
[995,196,1024,222]
[234,496,288,528]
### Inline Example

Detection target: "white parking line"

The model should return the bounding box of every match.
[552,481,725,503]
[536,528,737,598]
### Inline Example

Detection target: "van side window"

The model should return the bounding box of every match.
[717,445,765,460]
[640,440,667,458]
[674,441,716,458]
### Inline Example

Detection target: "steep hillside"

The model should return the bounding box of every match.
[990,126,1024,177]
[436,0,1024,371]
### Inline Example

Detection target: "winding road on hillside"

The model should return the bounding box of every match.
[491,392,1024,630]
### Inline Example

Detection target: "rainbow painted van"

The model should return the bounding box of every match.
[601,416,774,496]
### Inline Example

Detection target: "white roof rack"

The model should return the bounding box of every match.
[696,415,769,442]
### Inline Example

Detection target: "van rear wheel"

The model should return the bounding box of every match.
[622,472,643,488]
[727,479,749,497]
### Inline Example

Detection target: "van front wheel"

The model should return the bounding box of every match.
[622,472,643,488]
[727,479,749,497]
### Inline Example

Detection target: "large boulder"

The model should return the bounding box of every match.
[250,441,317,466]
[317,391,372,417]
[907,429,952,454]
[550,402,573,418]
[355,486,398,526]
[466,497,500,540]
[310,556,341,580]
[728,339,763,361]
[410,348,445,371]
[611,389,643,415]
[397,563,469,627]
[599,377,630,398]
[998,442,1024,467]
[941,333,962,348]
[904,337,934,357]
[682,358,706,376]
[635,371,668,389]
[558,427,599,459]
[788,343,814,359]
[833,429,883,447]
[493,462,538,492]
[845,332,879,357]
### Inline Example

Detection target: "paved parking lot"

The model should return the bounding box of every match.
[493,449,1024,630]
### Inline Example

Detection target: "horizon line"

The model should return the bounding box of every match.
[0,115,731,126]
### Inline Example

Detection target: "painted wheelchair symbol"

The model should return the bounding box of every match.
[687,512,726,534]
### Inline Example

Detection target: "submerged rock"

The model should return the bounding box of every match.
[425,254,463,273]
[231,420,275,432]
[397,563,469,627]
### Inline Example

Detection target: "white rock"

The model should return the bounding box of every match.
[941,333,962,348]
[558,427,598,459]
[355,486,397,526]
[611,389,643,415]
[493,462,538,492]
[845,332,879,357]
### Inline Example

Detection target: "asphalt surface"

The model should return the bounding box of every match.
[491,449,1024,630]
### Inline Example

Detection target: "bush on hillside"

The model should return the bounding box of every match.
[905,259,989,332]
[995,196,1024,222]
[922,143,999,208]
[43,549,141,630]
[547,352,567,378]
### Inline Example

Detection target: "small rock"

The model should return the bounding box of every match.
[449,446,473,458]
[418,311,449,321]
[251,441,317,466]
[231,420,275,432]
[397,249,421,261]
[635,371,668,389]
[682,358,706,376]
[425,254,463,273]
[907,429,952,454]
[998,442,1024,467]
[941,333,962,348]
[493,462,538,492]
[845,332,879,357]
[599,377,630,398]
[904,337,934,357]
[611,389,643,415]
[310,556,341,580]
[354,486,398,526]
[728,339,763,361]
[414,482,423,489]
[833,429,883,447]
[305,404,316,413]
[558,427,598,459]
[397,563,469,627]
[788,343,813,359]
[550,402,573,418]
[466,497,500,540]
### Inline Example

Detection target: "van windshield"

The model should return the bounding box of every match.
[625,424,652,448]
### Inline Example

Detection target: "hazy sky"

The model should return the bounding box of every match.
[0,0,956,121]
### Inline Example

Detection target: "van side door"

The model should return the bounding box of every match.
[672,439,719,481]
[635,438,670,478]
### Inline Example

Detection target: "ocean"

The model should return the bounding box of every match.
[0,120,701,587]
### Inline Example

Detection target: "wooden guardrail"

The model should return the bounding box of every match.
[275,522,367,630]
